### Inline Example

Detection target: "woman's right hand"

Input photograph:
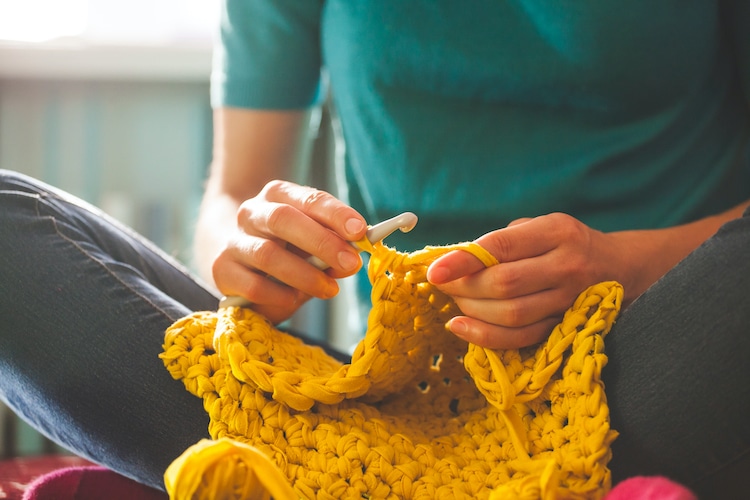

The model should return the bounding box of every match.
[211,180,368,324]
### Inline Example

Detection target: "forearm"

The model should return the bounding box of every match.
[192,107,312,285]
[193,177,245,285]
[610,200,750,304]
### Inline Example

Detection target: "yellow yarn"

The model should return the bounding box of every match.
[164,438,296,500]
[161,241,622,499]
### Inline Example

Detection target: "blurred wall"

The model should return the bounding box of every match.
[0,66,212,263]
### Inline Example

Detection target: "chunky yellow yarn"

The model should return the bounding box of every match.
[161,241,622,499]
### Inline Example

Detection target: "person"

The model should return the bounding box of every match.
[1,1,749,497]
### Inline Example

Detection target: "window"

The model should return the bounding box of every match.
[0,0,218,45]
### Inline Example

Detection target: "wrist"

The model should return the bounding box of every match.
[607,210,739,304]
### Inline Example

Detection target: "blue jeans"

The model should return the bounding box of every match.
[1,170,749,497]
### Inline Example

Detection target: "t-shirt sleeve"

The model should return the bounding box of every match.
[211,0,325,110]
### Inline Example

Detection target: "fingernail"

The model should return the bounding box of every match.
[345,217,366,236]
[338,251,360,271]
[324,280,339,299]
[448,318,469,339]
[428,265,449,284]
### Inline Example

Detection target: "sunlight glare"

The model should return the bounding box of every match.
[0,0,88,42]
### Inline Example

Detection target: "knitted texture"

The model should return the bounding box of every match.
[161,241,622,499]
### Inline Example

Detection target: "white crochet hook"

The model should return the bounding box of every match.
[218,212,418,309]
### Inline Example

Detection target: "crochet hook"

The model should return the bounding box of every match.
[306,211,418,270]
[218,212,418,309]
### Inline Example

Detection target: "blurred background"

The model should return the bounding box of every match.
[0,0,219,263]
[0,0,350,461]
[0,0,217,461]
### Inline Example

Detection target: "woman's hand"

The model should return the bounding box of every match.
[427,213,616,349]
[427,203,749,350]
[428,211,698,349]
[211,180,367,324]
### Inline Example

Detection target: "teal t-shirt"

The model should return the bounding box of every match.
[213,0,750,252]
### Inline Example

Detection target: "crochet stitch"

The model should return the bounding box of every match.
[161,240,622,499]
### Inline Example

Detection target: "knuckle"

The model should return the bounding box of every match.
[501,301,526,327]
[489,266,519,295]
[330,203,357,223]
[547,211,574,225]
[236,199,259,226]
[264,203,294,232]
[239,281,270,304]
[261,179,287,198]
[486,232,514,262]
[250,238,282,270]
[549,212,584,239]
[310,235,332,262]
[301,187,333,211]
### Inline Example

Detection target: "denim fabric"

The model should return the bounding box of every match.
[1,169,749,496]
[0,170,218,489]
[605,207,750,498]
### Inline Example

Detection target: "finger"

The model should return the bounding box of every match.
[213,258,308,324]
[475,217,560,264]
[240,201,363,275]
[432,254,563,300]
[451,287,570,328]
[230,234,341,299]
[220,267,302,308]
[246,182,366,274]
[447,315,560,350]
[261,180,367,239]
[428,217,558,284]
[426,248,486,284]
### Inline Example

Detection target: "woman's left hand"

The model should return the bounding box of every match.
[426,212,618,349]
[427,201,750,349]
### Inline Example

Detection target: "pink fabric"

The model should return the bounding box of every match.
[606,476,698,500]
[22,466,166,500]
[0,456,92,500]
[15,464,695,500]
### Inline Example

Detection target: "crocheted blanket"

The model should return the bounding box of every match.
[161,241,622,499]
